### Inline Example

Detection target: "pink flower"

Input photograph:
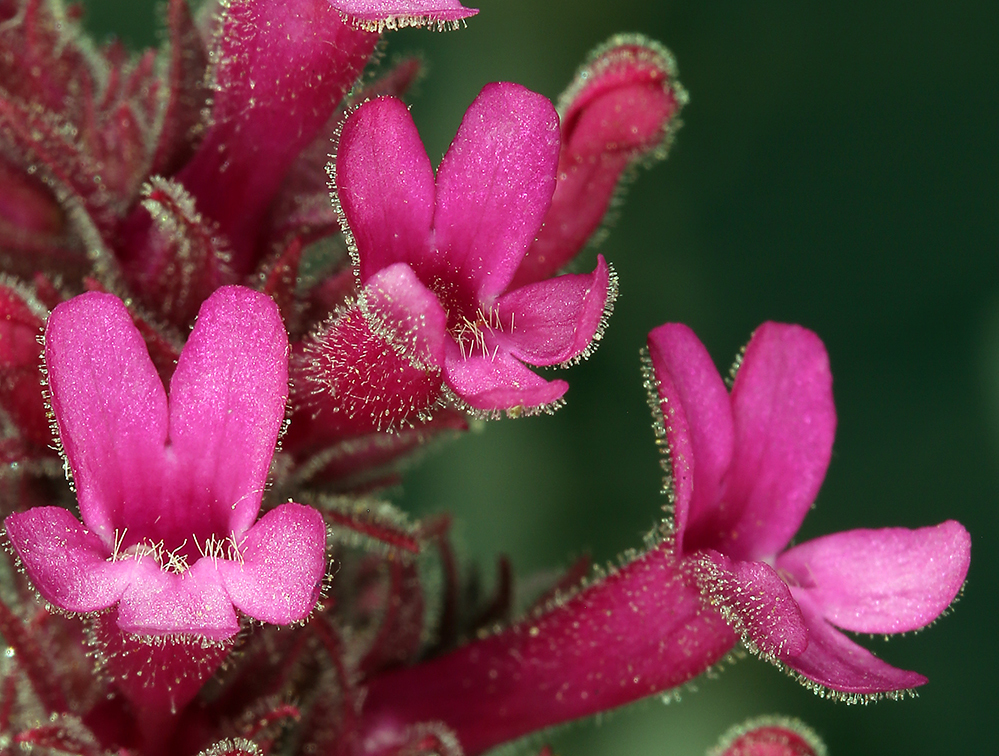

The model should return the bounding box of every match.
[4,286,326,641]
[647,321,970,696]
[297,82,615,431]
[355,322,969,755]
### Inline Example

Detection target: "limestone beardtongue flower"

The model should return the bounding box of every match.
[282,36,685,481]
[355,323,969,754]
[647,321,970,695]
[290,59,684,435]
[4,286,326,733]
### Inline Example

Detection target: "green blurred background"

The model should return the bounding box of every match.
[84,1,997,753]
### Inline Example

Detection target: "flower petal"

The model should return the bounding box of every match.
[167,287,288,540]
[329,1,477,25]
[784,589,927,695]
[4,507,133,613]
[697,550,808,659]
[493,254,612,366]
[433,83,559,307]
[721,323,836,561]
[444,341,567,412]
[776,521,970,634]
[45,292,168,545]
[363,262,449,368]
[217,503,326,624]
[116,557,239,641]
[337,96,436,284]
[646,323,734,547]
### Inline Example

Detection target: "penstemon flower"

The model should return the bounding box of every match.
[646,322,970,696]
[299,81,615,430]
[0,0,971,755]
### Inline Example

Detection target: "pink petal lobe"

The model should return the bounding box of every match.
[721,323,836,561]
[444,342,567,412]
[434,83,560,307]
[337,97,436,283]
[712,718,825,756]
[493,255,612,366]
[364,262,449,368]
[698,550,807,659]
[116,557,239,641]
[646,323,734,547]
[4,507,132,613]
[217,503,326,624]
[776,521,970,634]
[784,589,927,694]
[167,287,289,540]
[45,292,168,545]
[329,1,477,24]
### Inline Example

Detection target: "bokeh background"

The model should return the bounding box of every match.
[83,1,997,753]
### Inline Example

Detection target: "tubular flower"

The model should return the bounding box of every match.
[355,323,969,754]
[647,321,970,697]
[329,1,478,31]
[5,286,326,640]
[708,716,826,756]
[296,82,616,435]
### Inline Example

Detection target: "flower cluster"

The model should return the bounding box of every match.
[0,1,970,755]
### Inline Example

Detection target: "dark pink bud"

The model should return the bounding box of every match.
[512,35,687,288]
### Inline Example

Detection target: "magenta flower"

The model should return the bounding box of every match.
[355,323,969,754]
[647,321,970,695]
[295,82,615,433]
[4,286,326,641]
[330,0,478,30]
